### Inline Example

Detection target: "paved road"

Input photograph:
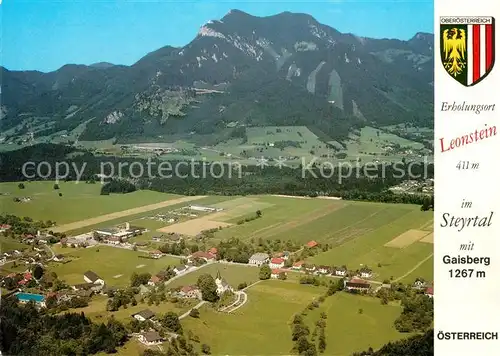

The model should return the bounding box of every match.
[179,300,207,319]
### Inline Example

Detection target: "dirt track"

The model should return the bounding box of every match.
[52,196,206,233]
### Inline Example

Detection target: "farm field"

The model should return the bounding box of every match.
[307,207,433,281]
[168,263,260,289]
[0,181,182,224]
[67,195,234,236]
[51,195,206,233]
[49,245,181,287]
[181,280,326,355]
[304,292,408,355]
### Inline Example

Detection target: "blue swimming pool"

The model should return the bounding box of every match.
[15,293,45,303]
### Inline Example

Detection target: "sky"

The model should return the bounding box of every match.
[1,0,433,72]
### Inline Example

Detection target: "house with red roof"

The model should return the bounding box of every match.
[149,250,163,259]
[179,285,202,299]
[0,224,11,231]
[269,257,285,269]
[291,261,305,270]
[344,278,370,292]
[271,269,287,279]
[148,275,162,286]
[188,251,215,263]
[306,240,318,248]
[425,286,434,298]
[208,247,218,256]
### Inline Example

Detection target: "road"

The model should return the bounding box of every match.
[179,300,207,319]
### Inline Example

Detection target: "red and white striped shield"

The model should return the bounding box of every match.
[440,17,495,87]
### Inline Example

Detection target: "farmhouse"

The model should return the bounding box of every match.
[148,275,162,286]
[413,278,426,289]
[174,265,188,275]
[215,270,233,295]
[425,286,434,298]
[149,250,164,259]
[132,309,155,322]
[53,254,65,262]
[359,266,373,278]
[271,269,287,279]
[248,253,270,266]
[333,266,347,276]
[179,285,202,299]
[304,264,316,273]
[139,331,164,346]
[292,261,305,270]
[83,271,105,285]
[208,247,218,256]
[344,278,371,292]
[188,251,216,262]
[269,257,285,269]
[317,266,330,274]
[306,240,318,248]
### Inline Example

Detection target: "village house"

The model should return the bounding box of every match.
[304,264,316,273]
[179,285,202,299]
[188,251,215,263]
[148,275,162,286]
[425,286,434,298]
[273,251,290,261]
[166,234,183,243]
[215,270,233,295]
[306,240,318,248]
[248,253,270,266]
[139,331,164,346]
[149,250,164,259]
[269,257,285,269]
[0,224,11,232]
[333,266,347,277]
[292,261,305,270]
[72,283,102,293]
[271,269,287,279]
[132,309,156,322]
[208,247,218,256]
[344,278,371,292]
[173,265,188,275]
[317,266,330,274]
[53,254,65,262]
[413,278,426,289]
[83,270,105,285]
[359,266,373,279]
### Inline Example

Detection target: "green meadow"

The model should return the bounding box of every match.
[304,292,409,355]
[181,280,326,355]
[0,181,179,224]
[49,245,181,287]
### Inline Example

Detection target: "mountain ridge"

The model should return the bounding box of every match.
[0,9,434,145]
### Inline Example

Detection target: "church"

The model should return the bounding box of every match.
[215,270,234,295]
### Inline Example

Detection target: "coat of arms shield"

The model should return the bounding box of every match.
[440,16,495,86]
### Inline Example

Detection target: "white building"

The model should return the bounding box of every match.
[83,271,105,285]
[215,270,233,295]
[269,257,285,269]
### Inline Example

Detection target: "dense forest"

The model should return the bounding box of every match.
[0,299,128,355]
[353,329,433,356]
[0,144,434,207]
